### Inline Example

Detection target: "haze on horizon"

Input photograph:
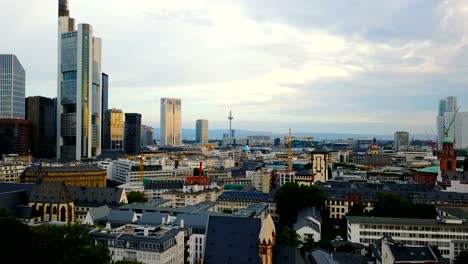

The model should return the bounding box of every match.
[1,0,468,135]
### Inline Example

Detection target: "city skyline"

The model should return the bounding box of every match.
[2,1,468,134]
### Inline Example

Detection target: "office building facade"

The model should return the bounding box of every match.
[57,0,102,161]
[101,73,108,146]
[25,96,57,159]
[394,131,409,151]
[141,124,154,146]
[160,98,181,146]
[195,119,208,144]
[124,113,141,155]
[103,108,124,150]
[437,96,459,149]
[444,111,468,150]
[0,54,25,119]
[0,119,30,156]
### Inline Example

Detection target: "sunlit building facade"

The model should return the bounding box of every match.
[160,98,181,146]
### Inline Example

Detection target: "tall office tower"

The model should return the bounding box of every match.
[140,125,154,146]
[196,119,208,143]
[25,96,57,158]
[103,108,124,150]
[0,119,30,156]
[437,96,459,149]
[444,111,468,150]
[0,54,25,119]
[394,131,409,151]
[124,113,141,154]
[101,73,108,145]
[57,0,102,161]
[160,98,182,146]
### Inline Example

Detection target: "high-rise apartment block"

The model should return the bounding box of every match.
[394,131,409,151]
[196,119,208,143]
[160,98,182,146]
[25,96,57,159]
[103,108,124,150]
[124,113,141,155]
[0,54,25,119]
[140,125,154,146]
[57,0,102,161]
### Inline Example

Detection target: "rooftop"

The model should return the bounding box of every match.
[347,215,468,226]
[387,243,437,262]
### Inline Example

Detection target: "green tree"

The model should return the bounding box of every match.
[347,202,367,216]
[127,191,148,204]
[276,227,300,247]
[372,193,435,219]
[455,251,468,264]
[0,208,32,263]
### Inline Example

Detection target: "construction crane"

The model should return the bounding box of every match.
[444,106,460,140]
[287,128,314,172]
[126,155,146,182]
[200,143,218,177]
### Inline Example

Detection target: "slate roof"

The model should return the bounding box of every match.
[293,207,321,233]
[217,191,275,203]
[297,170,313,176]
[86,205,111,224]
[0,182,34,195]
[137,212,171,225]
[308,248,333,264]
[352,154,394,166]
[204,216,261,264]
[68,186,124,207]
[388,243,436,262]
[174,214,209,228]
[333,252,370,264]
[29,181,73,203]
[107,209,135,224]
[273,245,305,264]
[25,164,105,173]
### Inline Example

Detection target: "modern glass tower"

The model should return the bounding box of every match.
[57,0,102,161]
[160,98,182,146]
[124,113,142,155]
[0,54,25,119]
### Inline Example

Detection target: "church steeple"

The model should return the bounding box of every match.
[259,215,276,264]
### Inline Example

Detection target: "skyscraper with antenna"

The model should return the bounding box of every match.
[228,110,234,138]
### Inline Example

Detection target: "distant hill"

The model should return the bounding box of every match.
[152,128,431,141]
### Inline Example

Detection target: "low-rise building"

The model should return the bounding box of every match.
[22,164,107,187]
[162,188,221,208]
[293,207,321,242]
[216,191,278,221]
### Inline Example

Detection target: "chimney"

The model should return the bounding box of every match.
[162,217,165,225]
[105,222,111,229]
[180,219,184,228]
[143,227,149,236]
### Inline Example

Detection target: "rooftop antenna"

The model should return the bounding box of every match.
[228,110,234,138]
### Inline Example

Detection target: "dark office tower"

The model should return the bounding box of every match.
[101,73,108,144]
[124,113,141,155]
[0,119,30,156]
[25,96,57,159]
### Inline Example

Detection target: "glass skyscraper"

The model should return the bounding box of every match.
[57,0,102,161]
[160,98,182,146]
[0,54,25,119]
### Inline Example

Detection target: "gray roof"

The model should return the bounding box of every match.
[274,245,305,264]
[204,216,261,264]
[68,186,124,207]
[388,243,437,262]
[137,212,170,225]
[107,209,135,223]
[438,207,468,220]
[29,181,73,203]
[0,183,34,195]
[144,182,184,190]
[175,214,209,228]
[26,164,105,173]
[308,248,333,264]
[293,207,321,233]
[333,252,370,264]
[87,205,111,224]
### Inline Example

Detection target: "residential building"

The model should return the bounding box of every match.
[0,157,26,182]
[141,124,154,146]
[381,241,438,264]
[90,222,187,264]
[0,119,30,156]
[0,54,25,119]
[394,131,410,151]
[160,98,182,146]
[57,1,102,161]
[124,113,141,154]
[248,168,275,193]
[103,108,124,150]
[279,171,315,187]
[216,191,278,221]
[25,96,57,159]
[195,119,208,144]
[293,207,321,243]
[22,164,106,187]
[161,188,220,208]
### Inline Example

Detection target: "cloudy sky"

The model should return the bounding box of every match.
[2,0,468,135]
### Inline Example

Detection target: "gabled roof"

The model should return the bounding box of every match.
[387,243,437,262]
[137,212,170,225]
[204,216,261,264]
[86,205,111,224]
[68,186,125,207]
[107,209,135,223]
[308,248,333,264]
[29,181,73,203]
[293,207,321,233]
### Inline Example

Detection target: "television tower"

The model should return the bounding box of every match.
[228,110,234,138]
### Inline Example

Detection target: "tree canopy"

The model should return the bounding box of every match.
[455,251,468,264]
[127,191,148,204]
[372,193,436,219]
